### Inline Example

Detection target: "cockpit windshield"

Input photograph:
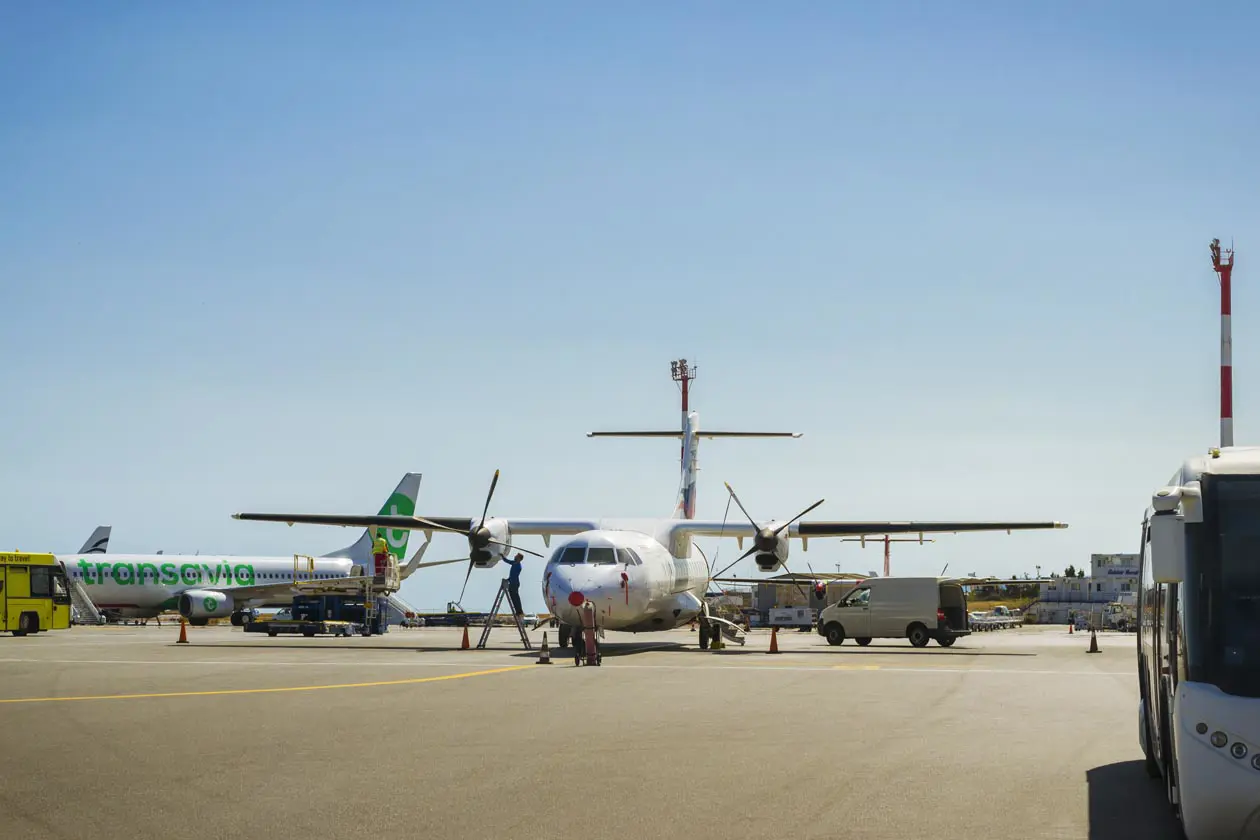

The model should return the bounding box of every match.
[586,548,616,565]
[556,545,586,564]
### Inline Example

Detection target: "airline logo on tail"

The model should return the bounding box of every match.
[379,490,416,560]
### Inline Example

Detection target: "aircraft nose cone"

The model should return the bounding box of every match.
[567,591,585,607]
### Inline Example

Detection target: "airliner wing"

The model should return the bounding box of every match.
[232,512,601,538]
[672,520,1068,539]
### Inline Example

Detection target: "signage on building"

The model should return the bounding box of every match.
[1105,568,1139,577]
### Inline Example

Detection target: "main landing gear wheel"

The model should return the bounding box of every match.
[855,637,871,647]
[907,623,931,648]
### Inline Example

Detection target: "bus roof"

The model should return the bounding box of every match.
[1177,446,1260,484]
[0,552,59,565]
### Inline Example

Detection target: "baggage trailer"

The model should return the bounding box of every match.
[244,618,358,637]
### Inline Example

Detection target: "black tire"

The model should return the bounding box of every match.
[937,636,956,647]
[907,623,931,648]
[824,623,845,646]
[855,637,872,646]
[268,630,278,637]
[14,613,34,637]
[699,621,711,650]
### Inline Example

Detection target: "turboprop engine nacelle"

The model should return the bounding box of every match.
[470,517,513,568]
[753,522,789,573]
[178,590,234,620]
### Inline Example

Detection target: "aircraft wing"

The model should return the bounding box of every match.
[670,520,1068,539]
[231,512,601,538]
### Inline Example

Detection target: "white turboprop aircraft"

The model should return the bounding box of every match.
[235,412,1068,649]
[59,473,462,626]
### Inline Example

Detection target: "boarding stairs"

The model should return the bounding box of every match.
[63,565,103,624]
[476,579,533,650]
[385,593,421,626]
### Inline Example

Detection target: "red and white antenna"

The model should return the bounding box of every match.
[1211,239,1235,448]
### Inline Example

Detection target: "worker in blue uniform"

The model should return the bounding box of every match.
[506,553,525,617]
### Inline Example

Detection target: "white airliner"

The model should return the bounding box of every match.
[60,474,460,626]
[235,410,1069,649]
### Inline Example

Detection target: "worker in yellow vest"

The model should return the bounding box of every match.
[372,534,390,576]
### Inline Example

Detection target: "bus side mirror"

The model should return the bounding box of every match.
[1148,514,1186,583]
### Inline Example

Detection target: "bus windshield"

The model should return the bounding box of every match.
[1213,478,1260,695]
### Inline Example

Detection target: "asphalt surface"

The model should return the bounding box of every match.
[0,623,1181,840]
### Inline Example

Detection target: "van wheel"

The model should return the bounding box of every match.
[824,623,845,646]
[937,636,956,647]
[907,623,931,647]
[855,637,871,646]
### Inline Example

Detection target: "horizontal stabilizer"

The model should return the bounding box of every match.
[588,431,801,439]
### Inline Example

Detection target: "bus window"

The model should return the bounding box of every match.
[30,567,52,598]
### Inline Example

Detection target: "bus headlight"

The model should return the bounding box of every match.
[1231,742,1248,760]
[1211,731,1229,748]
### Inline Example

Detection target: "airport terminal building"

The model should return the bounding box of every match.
[1032,553,1139,624]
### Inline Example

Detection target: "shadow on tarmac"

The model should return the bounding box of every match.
[1087,761,1184,839]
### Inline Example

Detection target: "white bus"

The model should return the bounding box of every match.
[1138,447,1260,839]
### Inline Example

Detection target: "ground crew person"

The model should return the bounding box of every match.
[372,534,390,576]
[506,553,524,617]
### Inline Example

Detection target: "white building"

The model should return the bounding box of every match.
[1032,553,1139,624]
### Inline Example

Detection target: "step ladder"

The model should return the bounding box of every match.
[476,579,532,650]
[63,564,103,624]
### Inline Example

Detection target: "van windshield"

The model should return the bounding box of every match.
[841,588,870,606]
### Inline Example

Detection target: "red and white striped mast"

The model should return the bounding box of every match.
[1211,238,1235,448]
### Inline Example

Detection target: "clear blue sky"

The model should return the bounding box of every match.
[4,2,1259,611]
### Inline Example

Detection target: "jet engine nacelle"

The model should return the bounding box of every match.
[753,522,789,573]
[178,590,234,620]
[470,517,513,569]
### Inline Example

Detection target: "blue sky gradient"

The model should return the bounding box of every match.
[4,2,1259,611]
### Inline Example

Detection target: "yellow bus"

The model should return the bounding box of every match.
[0,553,72,635]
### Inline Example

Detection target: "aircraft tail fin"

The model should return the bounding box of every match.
[78,526,111,554]
[322,473,422,563]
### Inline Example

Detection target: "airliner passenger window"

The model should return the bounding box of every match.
[587,548,616,565]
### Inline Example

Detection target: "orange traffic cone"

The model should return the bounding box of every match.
[769,626,780,654]
[176,619,189,644]
[460,623,470,650]
[1069,622,1074,634]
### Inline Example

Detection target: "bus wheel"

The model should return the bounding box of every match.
[15,613,37,636]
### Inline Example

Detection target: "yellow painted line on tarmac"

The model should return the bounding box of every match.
[0,664,534,705]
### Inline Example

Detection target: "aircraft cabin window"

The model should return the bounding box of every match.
[616,548,640,566]
[558,545,587,564]
[587,548,616,565]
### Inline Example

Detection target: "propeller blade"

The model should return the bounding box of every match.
[772,498,826,536]
[487,539,544,558]
[478,469,500,531]
[723,482,760,530]
[411,516,471,537]
[456,559,475,604]
[712,545,760,580]
[778,559,810,601]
